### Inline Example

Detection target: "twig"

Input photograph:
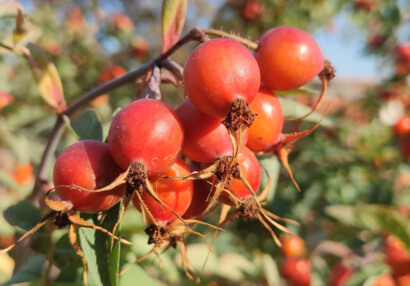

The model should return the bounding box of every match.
[203,28,258,50]
[30,27,208,204]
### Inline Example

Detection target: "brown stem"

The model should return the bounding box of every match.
[161,60,184,81]
[203,28,258,50]
[29,61,154,203]
[158,27,207,62]
[10,23,210,278]
[30,27,208,204]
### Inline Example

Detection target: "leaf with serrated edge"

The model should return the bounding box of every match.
[161,0,187,53]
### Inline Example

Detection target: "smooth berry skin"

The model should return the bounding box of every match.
[281,235,306,258]
[183,38,260,118]
[132,159,193,225]
[375,274,395,286]
[247,87,284,151]
[394,116,410,137]
[328,263,353,286]
[281,258,311,286]
[108,99,183,175]
[219,147,261,205]
[182,178,212,220]
[53,140,125,213]
[176,99,248,163]
[255,26,323,91]
[400,136,410,160]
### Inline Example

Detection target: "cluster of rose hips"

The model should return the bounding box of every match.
[279,234,409,286]
[327,234,410,286]
[2,26,331,282]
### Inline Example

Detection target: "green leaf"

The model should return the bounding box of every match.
[0,122,32,163]
[3,200,42,231]
[26,43,66,113]
[78,202,122,286]
[119,264,162,286]
[161,0,187,53]
[2,255,45,285]
[326,204,410,249]
[54,259,84,285]
[0,169,17,189]
[325,205,358,226]
[70,109,103,141]
[344,263,388,286]
[260,254,280,286]
[5,105,49,130]
[279,97,333,127]
[174,243,219,274]
[53,234,77,269]
[356,205,410,249]
[214,253,256,281]
[257,154,280,202]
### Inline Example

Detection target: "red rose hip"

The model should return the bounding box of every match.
[53,140,125,213]
[281,258,311,286]
[183,38,260,118]
[108,99,184,175]
[219,146,261,205]
[176,99,248,163]
[247,87,284,151]
[132,159,194,225]
[255,26,323,91]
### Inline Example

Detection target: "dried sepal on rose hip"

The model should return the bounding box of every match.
[1,140,131,286]
[106,98,189,241]
[53,140,126,212]
[209,147,297,246]
[176,99,249,163]
[108,98,184,175]
[172,98,253,217]
[243,85,329,191]
[131,159,219,281]
[183,38,259,130]
[246,87,284,152]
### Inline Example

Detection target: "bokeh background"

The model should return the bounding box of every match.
[0,0,409,285]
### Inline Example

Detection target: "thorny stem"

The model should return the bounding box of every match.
[203,28,258,50]
[158,27,207,62]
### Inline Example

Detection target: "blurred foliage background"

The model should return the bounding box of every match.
[0,0,409,285]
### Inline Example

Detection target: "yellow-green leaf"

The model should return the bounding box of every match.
[161,0,187,53]
[26,44,66,113]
